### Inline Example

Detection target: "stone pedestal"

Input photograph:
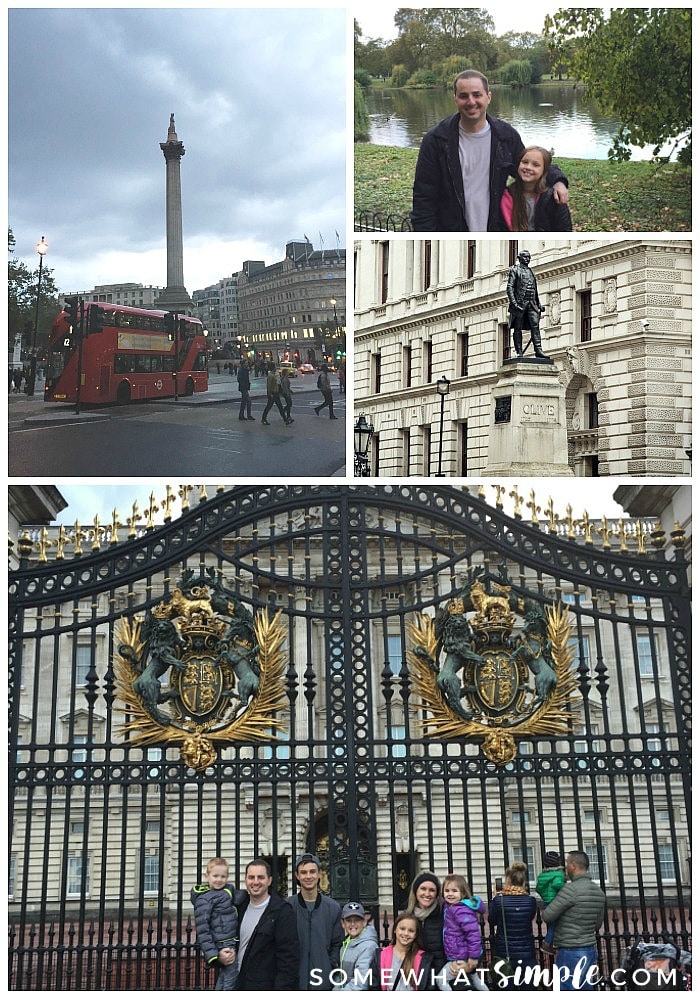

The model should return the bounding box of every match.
[483,358,573,476]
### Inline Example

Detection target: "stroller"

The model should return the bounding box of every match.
[619,939,691,991]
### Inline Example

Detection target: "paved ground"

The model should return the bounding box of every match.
[8,371,347,477]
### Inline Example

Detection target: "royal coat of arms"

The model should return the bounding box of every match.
[114,569,287,770]
[408,574,579,765]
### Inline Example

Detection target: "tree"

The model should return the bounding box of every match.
[354,81,370,142]
[392,7,498,76]
[544,7,691,162]
[499,59,533,88]
[8,228,60,354]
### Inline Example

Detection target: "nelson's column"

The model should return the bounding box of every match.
[155,114,194,314]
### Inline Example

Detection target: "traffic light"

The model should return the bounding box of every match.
[64,296,80,328]
[164,312,176,340]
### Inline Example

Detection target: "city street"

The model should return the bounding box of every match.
[8,371,347,477]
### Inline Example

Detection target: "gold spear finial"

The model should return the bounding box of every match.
[509,485,523,519]
[91,514,103,551]
[527,489,541,528]
[162,485,176,522]
[564,504,576,539]
[580,510,594,545]
[598,515,614,549]
[544,497,558,534]
[617,519,629,553]
[634,520,648,555]
[145,493,159,530]
[127,502,140,539]
[72,521,86,557]
[37,527,50,562]
[179,485,193,511]
[55,524,69,560]
[109,508,123,545]
[493,484,506,510]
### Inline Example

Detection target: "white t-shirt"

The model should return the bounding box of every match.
[458,121,491,232]
[237,895,271,966]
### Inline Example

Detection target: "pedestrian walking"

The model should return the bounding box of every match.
[314,364,337,419]
[279,371,293,422]
[237,359,255,421]
[261,364,293,426]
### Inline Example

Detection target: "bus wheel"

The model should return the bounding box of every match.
[184,378,195,396]
[116,382,131,405]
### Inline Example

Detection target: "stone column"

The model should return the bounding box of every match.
[156,114,193,313]
[483,357,574,476]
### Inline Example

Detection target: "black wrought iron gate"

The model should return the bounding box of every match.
[9,485,691,989]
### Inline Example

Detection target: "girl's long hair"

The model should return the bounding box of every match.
[390,912,423,981]
[510,146,552,232]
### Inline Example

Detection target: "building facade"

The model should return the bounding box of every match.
[237,240,346,364]
[9,485,690,989]
[64,282,164,309]
[354,239,691,478]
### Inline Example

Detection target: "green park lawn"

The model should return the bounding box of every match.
[354,144,691,231]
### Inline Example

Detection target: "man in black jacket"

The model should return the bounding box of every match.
[289,852,343,989]
[411,70,568,232]
[234,858,299,991]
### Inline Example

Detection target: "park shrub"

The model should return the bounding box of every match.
[406,68,438,88]
[390,64,409,88]
[354,68,372,90]
[354,81,370,142]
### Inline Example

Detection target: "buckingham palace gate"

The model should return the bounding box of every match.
[9,485,691,988]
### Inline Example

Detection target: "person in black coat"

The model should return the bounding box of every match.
[405,872,445,977]
[488,862,538,991]
[411,70,568,232]
[235,858,299,991]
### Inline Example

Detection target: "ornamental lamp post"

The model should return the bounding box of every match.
[436,375,451,477]
[354,413,374,477]
[27,236,49,397]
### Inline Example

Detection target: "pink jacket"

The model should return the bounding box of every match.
[379,945,428,990]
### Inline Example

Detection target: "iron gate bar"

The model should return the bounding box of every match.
[9,485,691,989]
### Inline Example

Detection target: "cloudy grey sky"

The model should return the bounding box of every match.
[9,6,346,295]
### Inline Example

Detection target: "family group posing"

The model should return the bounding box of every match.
[191,850,605,991]
[411,70,573,233]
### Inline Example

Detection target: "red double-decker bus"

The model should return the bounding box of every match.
[44,301,208,405]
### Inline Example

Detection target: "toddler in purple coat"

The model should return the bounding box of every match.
[437,874,488,991]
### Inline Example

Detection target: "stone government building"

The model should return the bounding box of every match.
[353,238,691,477]
[8,484,690,988]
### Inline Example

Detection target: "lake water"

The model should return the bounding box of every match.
[364,85,668,161]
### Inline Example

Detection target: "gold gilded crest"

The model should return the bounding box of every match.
[114,571,287,770]
[408,577,579,764]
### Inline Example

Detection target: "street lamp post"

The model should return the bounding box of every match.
[354,413,375,477]
[436,375,451,477]
[27,236,48,397]
[330,297,343,364]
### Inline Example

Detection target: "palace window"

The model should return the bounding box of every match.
[67,853,90,897]
[580,290,592,342]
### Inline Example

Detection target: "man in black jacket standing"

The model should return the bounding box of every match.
[411,70,568,232]
[234,858,299,991]
[289,852,343,989]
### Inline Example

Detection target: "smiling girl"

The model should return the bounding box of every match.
[377,912,432,991]
[500,145,573,231]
